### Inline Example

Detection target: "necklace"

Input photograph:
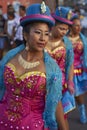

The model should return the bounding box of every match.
[53,39,62,47]
[69,36,80,42]
[18,54,40,69]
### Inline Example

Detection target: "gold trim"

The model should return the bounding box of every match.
[6,63,46,79]
[6,63,16,72]
[64,106,76,114]
[69,36,80,42]
[52,46,65,53]
[20,71,46,79]
[74,68,82,74]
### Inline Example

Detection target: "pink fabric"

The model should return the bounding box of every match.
[0,64,49,130]
[72,41,83,67]
[51,46,66,86]
[52,14,73,25]
[20,14,55,23]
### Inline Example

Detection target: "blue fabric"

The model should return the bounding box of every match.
[0,37,5,49]
[0,44,62,129]
[78,104,87,124]
[61,36,75,113]
[54,6,70,19]
[74,73,87,96]
[52,6,73,25]
[62,91,76,113]
[63,36,74,80]
[80,33,87,68]
[70,13,79,21]
[26,3,50,16]
[73,33,87,96]
[20,3,55,27]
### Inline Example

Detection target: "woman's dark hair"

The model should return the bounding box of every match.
[19,5,26,12]
[71,17,79,22]
[55,20,69,26]
[23,22,35,34]
[23,21,50,34]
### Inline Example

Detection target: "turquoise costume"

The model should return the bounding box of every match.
[73,33,87,96]
[62,36,75,113]
[63,36,74,80]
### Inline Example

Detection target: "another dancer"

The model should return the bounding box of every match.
[46,6,75,130]
[68,13,87,124]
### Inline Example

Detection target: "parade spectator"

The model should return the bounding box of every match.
[14,5,26,47]
[0,5,6,60]
[5,4,19,49]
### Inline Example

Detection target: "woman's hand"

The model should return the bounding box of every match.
[67,80,75,95]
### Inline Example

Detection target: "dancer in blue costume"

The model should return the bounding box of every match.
[0,2,67,130]
[45,6,75,130]
[68,13,87,124]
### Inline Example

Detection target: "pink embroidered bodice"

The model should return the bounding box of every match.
[51,46,66,85]
[0,63,47,130]
[72,41,83,67]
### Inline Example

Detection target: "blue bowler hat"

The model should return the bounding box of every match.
[70,13,79,21]
[20,2,55,27]
[52,6,73,25]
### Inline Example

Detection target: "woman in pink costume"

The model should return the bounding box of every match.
[0,2,68,130]
[68,13,87,124]
[46,7,75,130]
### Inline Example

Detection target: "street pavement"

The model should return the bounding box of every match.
[68,95,87,130]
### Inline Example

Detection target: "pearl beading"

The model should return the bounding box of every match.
[0,120,42,129]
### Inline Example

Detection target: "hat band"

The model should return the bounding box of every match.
[53,14,73,25]
[20,14,55,23]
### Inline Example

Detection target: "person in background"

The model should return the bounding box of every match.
[74,8,83,20]
[68,13,87,124]
[14,5,26,47]
[46,6,75,130]
[81,15,87,37]
[5,4,19,49]
[0,5,6,60]
[73,6,87,37]
[0,2,67,130]
[3,4,19,20]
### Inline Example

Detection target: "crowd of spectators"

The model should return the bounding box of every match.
[0,4,26,60]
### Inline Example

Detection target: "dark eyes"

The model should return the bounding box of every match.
[34,31,41,34]
[34,30,49,36]
[45,33,49,36]
[58,27,68,31]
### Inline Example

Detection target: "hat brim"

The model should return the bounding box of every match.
[52,14,73,25]
[20,14,55,27]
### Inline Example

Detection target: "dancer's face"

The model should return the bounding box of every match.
[24,22,50,52]
[71,19,82,35]
[52,23,69,39]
